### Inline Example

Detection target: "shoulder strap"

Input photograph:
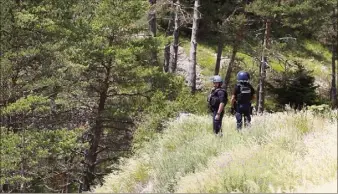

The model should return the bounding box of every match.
[214,88,226,93]
[214,88,227,98]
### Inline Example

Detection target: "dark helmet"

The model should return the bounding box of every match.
[212,75,223,83]
[237,71,250,82]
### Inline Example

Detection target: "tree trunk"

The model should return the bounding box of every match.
[223,16,246,91]
[164,44,170,72]
[331,45,337,108]
[164,0,175,73]
[82,93,107,191]
[257,19,271,113]
[189,0,200,94]
[148,0,156,37]
[149,0,157,65]
[20,130,26,193]
[331,6,337,109]
[214,40,223,75]
[82,66,110,192]
[171,0,180,73]
[164,20,172,72]
[223,45,238,90]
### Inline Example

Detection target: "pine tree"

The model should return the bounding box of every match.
[270,63,318,109]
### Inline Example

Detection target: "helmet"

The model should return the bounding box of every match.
[212,75,223,83]
[237,71,250,82]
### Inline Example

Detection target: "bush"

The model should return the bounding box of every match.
[132,77,209,151]
[269,63,319,110]
[0,128,87,192]
[307,104,337,122]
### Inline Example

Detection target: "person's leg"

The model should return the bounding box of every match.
[243,104,251,127]
[218,112,224,135]
[244,110,251,127]
[213,111,217,134]
[213,111,223,134]
[235,106,243,130]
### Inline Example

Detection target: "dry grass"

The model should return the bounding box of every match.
[94,110,337,193]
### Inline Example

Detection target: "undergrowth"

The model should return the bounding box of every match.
[94,110,337,193]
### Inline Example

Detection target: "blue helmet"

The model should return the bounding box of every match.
[212,75,223,83]
[237,71,250,82]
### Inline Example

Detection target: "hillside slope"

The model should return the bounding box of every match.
[178,38,333,105]
[94,110,337,193]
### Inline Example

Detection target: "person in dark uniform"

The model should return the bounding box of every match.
[231,71,255,130]
[207,75,227,135]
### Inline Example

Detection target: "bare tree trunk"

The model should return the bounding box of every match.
[2,183,9,192]
[82,65,110,192]
[189,0,200,94]
[223,45,238,90]
[164,45,170,72]
[149,0,157,65]
[331,6,337,108]
[82,93,107,191]
[214,40,223,75]
[20,129,26,193]
[62,157,69,193]
[331,46,337,108]
[82,95,107,191]
[78,182,82,193]
[171,0,180,73]
[257,19,271,113]
[148,0,157,37]
[164,1,174,73]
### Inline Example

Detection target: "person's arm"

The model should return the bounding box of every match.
[217,89,227,114]
[231,86,237,107]
[217,103,225,115]
[231,95,236,106]
[250,84,256,101]
[215,90,226,120]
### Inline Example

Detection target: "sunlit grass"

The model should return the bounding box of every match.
[181,38,218,76]
[94,110,337,193]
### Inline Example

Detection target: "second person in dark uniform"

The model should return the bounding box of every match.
[231,71,255,130]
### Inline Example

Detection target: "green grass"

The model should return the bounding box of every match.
[302,40,332,62]
[282,39,332,77]
[179,36,332,89]
[181,38,216,76]
[94,110,337,193]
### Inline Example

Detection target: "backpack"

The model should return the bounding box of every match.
[236,83,252,104]
[207,88,226,110]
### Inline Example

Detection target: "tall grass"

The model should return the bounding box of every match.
[94,111,337,193]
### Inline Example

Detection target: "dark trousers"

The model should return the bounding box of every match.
[235,103,251,130]
[213,110,224,134]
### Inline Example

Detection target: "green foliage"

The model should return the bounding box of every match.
[269,63,319,109]
[2,95,49,115]
[1,0,167,191]
[0,127,87,192]
[307,104,337,122]
[133,76,208,151]
[303,40,332,62]
[1,0,336,192]
[307,104,331,116]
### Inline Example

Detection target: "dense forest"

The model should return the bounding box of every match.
[0,0,337,193]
